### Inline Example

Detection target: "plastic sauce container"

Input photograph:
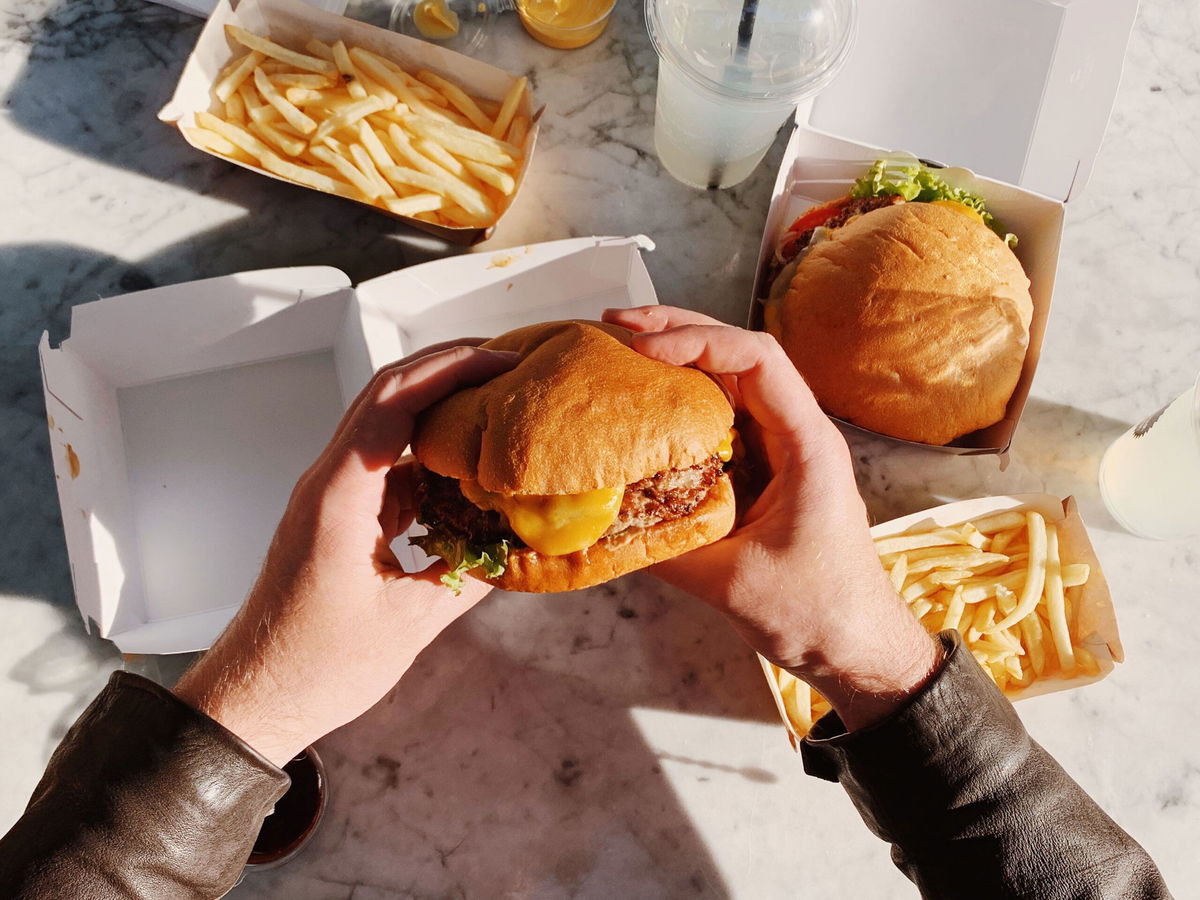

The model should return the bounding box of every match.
[516,0,617,49]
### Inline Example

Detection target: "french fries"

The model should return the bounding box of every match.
[766,505,1106,739]
[887,508,1101,691]
[187,25,529,228]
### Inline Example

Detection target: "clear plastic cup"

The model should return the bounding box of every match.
[645,0,856,189]
[1098,372,1200,540]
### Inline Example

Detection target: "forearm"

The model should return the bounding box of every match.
[0,673,288,900]
[802,632,1170,899]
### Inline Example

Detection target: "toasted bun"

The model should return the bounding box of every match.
[776,202,1033,445]
[476,474,735,592]
[413,321,735,494]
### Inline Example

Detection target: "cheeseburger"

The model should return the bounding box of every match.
[410,321,737,593]
[762,159,1034,446]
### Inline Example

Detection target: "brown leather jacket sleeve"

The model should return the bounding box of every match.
[801,632,1171,899]
[0,671,289,899]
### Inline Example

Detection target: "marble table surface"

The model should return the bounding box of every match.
[2,0,1198,896]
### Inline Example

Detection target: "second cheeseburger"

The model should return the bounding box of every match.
[410,321,736,593]
[762,160,1034,446]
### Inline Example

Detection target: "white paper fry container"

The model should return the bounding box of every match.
[759,493,1122,748]
[158,0,539,245]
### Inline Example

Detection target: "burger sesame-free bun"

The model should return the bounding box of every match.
[775,202,1034,446]
[482,473,735,593]
[413,321,735,494]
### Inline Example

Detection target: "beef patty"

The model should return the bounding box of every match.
[414,456,727,550]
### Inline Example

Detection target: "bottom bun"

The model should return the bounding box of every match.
[485,474,735,593]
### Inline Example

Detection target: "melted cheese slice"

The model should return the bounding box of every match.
[461,481,622,557]
[929,199,984,224]
[460,432,736,557]
[717,431,734,462]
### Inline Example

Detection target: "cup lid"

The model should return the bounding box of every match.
[645,0,856,102]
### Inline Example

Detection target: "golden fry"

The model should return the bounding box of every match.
[969,510,1028,534]
[357,122,397,172]
[463,159,517,195]
[270,72,336,89]
[382,192,444,216]
[348,142,396,197]
[414,136,468,176]
[223,90,246,124]
[226,25,336,75]
[310,96,385,146]
[416,69,494,132]
[183,125,239,157]
[253,67,317,134]
[940,585,966,633]
[888,553,908,593]
[331,40,369,99]
[304,38,335,61]
[507,115,530,149]
[1042,525,1076,675]
[249,119,306,157]
[309,144,380,199]
[491,75,526,139]
[196,110,272,161]
[214,50,265,103]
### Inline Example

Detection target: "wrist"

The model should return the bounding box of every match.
[174,647,312,768]
[787,605,942,732]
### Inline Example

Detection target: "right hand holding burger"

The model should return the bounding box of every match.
[603,306,941,730]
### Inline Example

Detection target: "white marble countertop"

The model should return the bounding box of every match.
[1,0,1197,896]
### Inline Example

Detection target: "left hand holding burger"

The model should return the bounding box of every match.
[603,306,940,730]
[174,341,518,766]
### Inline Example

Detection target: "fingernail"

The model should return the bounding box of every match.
[485,349,521,360]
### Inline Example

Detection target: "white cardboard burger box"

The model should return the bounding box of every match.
[158,0,540,246]
[749,0,1140,456]
[39,235,657,655]
[759,494,1124,749]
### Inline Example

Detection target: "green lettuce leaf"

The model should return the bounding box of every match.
[411,532,510,594]
[850,158,1018,248]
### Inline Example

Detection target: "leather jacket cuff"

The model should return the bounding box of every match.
[0,671,290,899]
[800,631,986,784]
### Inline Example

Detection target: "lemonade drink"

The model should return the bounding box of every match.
[1099,376,1200,539]
[645,0,855,189]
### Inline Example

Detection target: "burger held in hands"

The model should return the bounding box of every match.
[410,321,737,592]
[762,159,1034,447]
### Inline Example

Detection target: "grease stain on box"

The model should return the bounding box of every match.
[65,444,81,479]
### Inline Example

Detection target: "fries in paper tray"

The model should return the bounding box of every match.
[159,0,538,244]
[761,494,1123,746]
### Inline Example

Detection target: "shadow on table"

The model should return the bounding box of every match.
[4,602,124,754]
[846,395,1134,535]
[234,576,781,899]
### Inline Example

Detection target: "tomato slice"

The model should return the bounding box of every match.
[784,197,852,234]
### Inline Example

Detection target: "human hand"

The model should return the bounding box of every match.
[603,307,939,729]
[174,342,518,765]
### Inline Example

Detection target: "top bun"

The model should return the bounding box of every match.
[774,202,1033,445]
[413,321,734,494]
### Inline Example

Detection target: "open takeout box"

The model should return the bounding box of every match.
[40,236,657,655]
[749,0,1140,455]
[158,0,539,246]
[759,493,1123,749]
